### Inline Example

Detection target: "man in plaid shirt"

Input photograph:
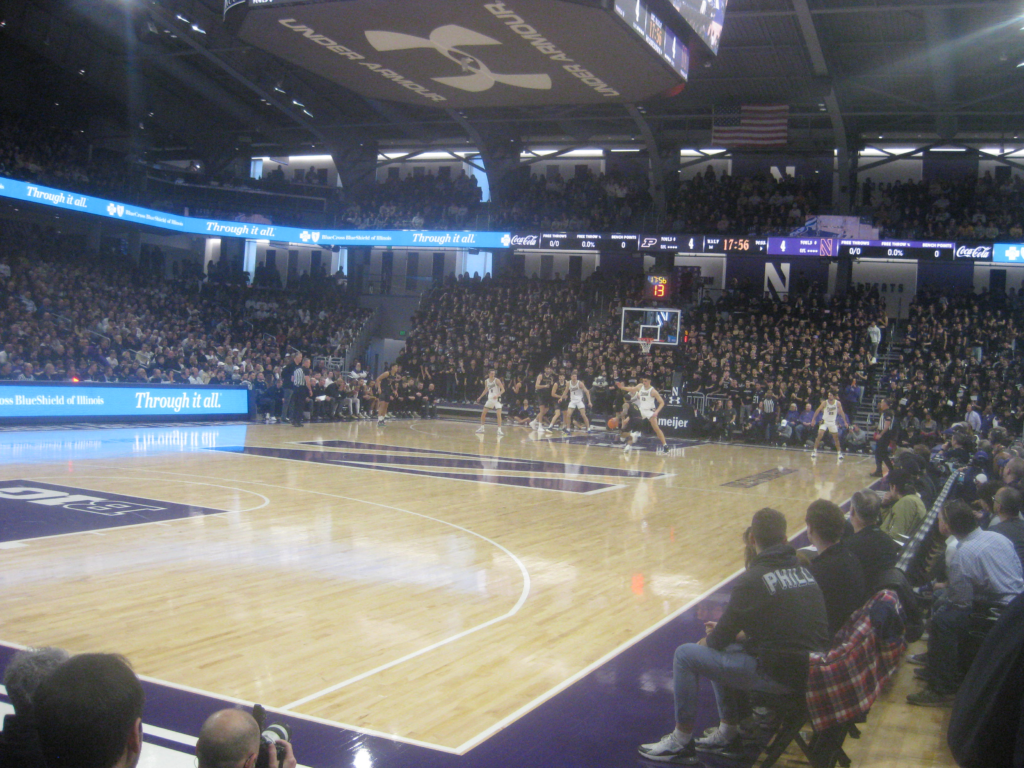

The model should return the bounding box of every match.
[638,508,829,763]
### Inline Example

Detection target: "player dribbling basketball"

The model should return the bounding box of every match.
[616,375,668,453]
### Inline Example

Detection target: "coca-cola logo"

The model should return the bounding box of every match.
[510,234,539,247]
[955,245,992,260]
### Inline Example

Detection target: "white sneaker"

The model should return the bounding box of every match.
[529,420,539,429]
[586,425,593,432]
[811,449,818,457]
[631,431,641,440]
[838,453,845,461]
[638,733,697,763]
[623,442,632,453]
[496,428,504,436]
[269,416,277,423]
[476,426,485,433]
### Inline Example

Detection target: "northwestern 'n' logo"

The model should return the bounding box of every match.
[365,24,552,93]
[214,440,667,494]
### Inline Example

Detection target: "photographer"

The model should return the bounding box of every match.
[196,709,296,768]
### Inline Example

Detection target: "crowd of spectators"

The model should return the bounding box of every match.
[0,225,372,392]
[0,112,128,198]
[6,109,1024,242]
[397,274,586,403]
[491,169,653,232]
[663,168,824,237]
[876,289,1024,440]
[859,173,1024,242]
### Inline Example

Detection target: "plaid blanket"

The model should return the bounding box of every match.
[805,590,906,731]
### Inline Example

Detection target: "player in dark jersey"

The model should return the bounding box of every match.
[374,364,400,426]
[532,366,555,431]
[547,373,568,432]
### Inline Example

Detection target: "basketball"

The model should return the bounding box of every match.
[607,417,619,430]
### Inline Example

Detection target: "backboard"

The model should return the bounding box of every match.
[620,307,681,346]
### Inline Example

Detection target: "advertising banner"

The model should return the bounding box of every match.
[0,175,512,249]
[0,383,251,423]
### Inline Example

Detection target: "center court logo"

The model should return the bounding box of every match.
[365,24,552,93]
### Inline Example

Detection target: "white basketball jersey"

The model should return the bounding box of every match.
[569,380,584,403]
[823,401,839,422]
[638,385,656,411]
[487,379,501,399]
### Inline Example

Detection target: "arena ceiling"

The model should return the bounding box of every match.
[0,0,1022,163]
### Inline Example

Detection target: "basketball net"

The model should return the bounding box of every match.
[639,338,654,355]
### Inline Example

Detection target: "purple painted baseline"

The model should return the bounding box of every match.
[302,440,667,478]
[0,484,881,768]
[215,446,650,493]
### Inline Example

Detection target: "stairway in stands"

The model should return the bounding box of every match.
[853,348,901,432]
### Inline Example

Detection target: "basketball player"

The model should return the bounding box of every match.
[531,366,554,430]
[811,391,847,459]
[475,369,505,435]
[560,370,593,432]
[547,373,568,431]
[617,375,668,453]
[374,364,400,426]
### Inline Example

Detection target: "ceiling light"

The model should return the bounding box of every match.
[292,99,304,107]
[302,109,314,117]
[175,14,189,23]
[191,24,206,34]
[273,86,286,93]
[78,68,86,75]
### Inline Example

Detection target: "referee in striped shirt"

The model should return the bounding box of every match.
[762,388,778,444]
[290,357,312,427]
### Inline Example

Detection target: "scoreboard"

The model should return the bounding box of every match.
[838,240,956,261]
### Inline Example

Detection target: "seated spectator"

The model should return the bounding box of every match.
[0,646,70,768]
[845,489,901,591]
[842,423,870,454]
[990,486,1024,569]
[805,500,867,639]
[908,500,1024,706]
[33,653,144,768]
[880,469,927,542]
[637,508,828,763]
[196,709,295,768]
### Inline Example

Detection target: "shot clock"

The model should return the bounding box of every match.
[644,273,676,301]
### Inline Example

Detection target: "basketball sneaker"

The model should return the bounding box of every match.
[496,428,504,436]
[837,453,845,461]
[529,420,539,429]
[638,733,698,764]
[623,442,632,454]
[811,449,817,458]
[476,426,485,433]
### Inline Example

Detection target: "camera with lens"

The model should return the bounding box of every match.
[252,704,291,768]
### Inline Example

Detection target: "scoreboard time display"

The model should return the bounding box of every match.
[644,273,676,301]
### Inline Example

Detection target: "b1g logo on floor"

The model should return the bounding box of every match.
[0,486,167,516]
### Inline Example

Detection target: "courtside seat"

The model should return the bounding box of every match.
[760,590,907,768]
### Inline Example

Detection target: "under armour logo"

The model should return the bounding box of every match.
[365,24,552,93]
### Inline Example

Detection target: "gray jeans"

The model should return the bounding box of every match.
[673,643,790,727]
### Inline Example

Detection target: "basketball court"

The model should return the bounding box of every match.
[0,415,956,768]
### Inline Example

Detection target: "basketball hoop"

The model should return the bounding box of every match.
[639,338,654,355]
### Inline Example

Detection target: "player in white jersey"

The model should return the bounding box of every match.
[616,375,668,453]
[811,391,848,459]
[475,369,505,435]
[559,370,593,432]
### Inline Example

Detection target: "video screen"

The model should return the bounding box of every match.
[670,0,727,54]
[613,0,690,80]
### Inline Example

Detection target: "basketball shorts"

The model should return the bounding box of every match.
[485,398,502,411]
[819,420,838,434]
[567,400,585,411]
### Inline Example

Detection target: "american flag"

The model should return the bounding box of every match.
[711,105,789,147]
